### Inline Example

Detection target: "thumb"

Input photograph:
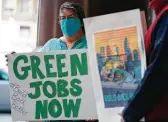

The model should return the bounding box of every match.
[11,51,16,54]
[118,113,122,116]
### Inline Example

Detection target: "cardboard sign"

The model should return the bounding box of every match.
[8,49,97,121]
[84,9,146,122]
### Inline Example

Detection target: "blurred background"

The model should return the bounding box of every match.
[0,0,154,121]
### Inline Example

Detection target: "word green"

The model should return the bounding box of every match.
[13,53,88,80]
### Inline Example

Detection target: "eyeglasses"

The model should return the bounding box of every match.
[58,14,77,20]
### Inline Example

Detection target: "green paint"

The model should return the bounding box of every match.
[49,99,62,118]
[35,100,48,119]
[104,95,109,102]
[57,79,69,97]
[105,95,110,102]
[70,52,88,76]
[30,56,45,79]
[13,55,30,80]
[104,94,117,102]
[113,94,116,101]
[56,54,68,78]
[129,92,134,99]
[104,93,133,102]
[123,93,129,101]
[120,94,124,101]
[117,94,121,101]
[43,81,56,98]
[70,79,82,97]
[35,98,81,119]
[28,81,42,99]
[63,99,81,118]
[44,55,57,78]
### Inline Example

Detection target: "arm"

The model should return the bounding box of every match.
[40,39,52,52]
[122,15,168,122]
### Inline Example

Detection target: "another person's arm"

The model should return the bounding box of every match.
[122,14,168,122]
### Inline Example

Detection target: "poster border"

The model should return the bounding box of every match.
[84,9,146,122]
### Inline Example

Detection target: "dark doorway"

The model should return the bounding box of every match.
[88,0,151,26]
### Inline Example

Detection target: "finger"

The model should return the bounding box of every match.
[118,113,122,116]
[86,120,95,122]
[11,51,16,55]
[121,119,125,122]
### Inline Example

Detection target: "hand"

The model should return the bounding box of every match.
[118,113,125,122]
[5,51,16,66]
[86,120,97,122]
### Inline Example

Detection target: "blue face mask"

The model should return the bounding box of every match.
[60,18,81,37]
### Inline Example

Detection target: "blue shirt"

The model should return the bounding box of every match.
[41,36,87,51]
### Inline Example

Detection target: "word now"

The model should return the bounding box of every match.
[36,98,81,119]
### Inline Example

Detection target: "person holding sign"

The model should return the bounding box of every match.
[41,2,97,122]
[120,0,168,122]
[6,2,97,122]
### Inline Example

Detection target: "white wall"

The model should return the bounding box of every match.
[0,20,37,52]
[0,20,37,71]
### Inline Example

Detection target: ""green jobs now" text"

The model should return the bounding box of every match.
[12,52,88,119]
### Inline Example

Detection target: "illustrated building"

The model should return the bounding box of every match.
[95,26,142,81]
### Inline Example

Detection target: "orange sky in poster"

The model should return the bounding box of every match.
[94,26,140,63]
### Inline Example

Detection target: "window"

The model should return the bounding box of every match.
[4,0,16,10]
[20,26,30,39]
[19,0,31,13]
[2,0,16,18]
[133,49,139,60]
[100,46,105,54]
[115,47,119,55]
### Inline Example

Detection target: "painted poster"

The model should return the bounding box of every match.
[84,9,146,122]
[95,26,141,108]
[7,49,97,121]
